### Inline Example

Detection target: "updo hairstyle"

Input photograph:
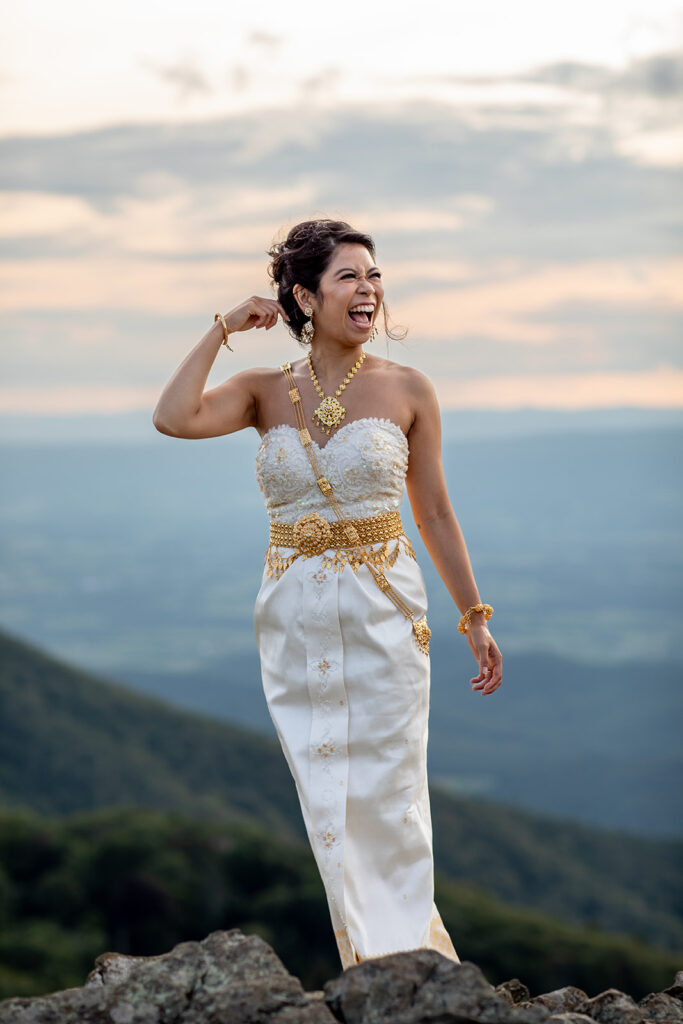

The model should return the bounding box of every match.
[267,219,406,345]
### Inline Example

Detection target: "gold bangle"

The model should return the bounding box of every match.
[458,603,493,634]
[214,313,234,351]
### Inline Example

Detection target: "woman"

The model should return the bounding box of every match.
[153,218,503,968]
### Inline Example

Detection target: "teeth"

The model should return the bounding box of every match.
[349,304,375,313]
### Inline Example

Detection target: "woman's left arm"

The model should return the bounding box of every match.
[404,370,502,695]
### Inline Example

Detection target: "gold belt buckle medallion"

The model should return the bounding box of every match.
[293,511,333,556]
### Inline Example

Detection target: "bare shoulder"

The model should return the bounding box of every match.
[372,358,439,423]
[233,364,285,397]
[374,356,434,389]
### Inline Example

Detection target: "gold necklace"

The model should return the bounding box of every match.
[307,350,366,434]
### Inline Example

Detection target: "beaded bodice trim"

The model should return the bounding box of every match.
[256,417,415,580]
[255,417,409,525]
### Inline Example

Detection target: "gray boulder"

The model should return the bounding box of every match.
[637,990,683,1021]
[530,989,589,1015]
[663,972,683,1001]
[582,988,644,1024]
[497,981,532,1006]
[323,950,550,1023]
[0,929,336,1024]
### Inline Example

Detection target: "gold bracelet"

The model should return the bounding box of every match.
[458,603,493,634]
[214,313,234,351]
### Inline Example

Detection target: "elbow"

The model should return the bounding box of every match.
[413,505,453,534]
[152,407,178,436]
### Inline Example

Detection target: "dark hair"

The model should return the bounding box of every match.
[267,218,406,344]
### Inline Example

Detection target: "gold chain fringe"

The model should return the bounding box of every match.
[265,533,417,580]
[277,362,431,655]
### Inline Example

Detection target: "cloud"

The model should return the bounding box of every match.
[138,57,213,101]
[0,91,680,413]
[299,67,343,99]
[3,366,681,416]
[247,31,284,51]
[436,366,683,410]
[527,51,683,100]
[394,259,683,344]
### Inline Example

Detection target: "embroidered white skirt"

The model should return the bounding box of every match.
[253,538,460,967]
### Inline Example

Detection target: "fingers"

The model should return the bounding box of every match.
[253,298,289,329]
[226,297,290,334]
[470,642,503,695]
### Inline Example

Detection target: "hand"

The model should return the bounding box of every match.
[222,296,290,335]
[466,623,503,695]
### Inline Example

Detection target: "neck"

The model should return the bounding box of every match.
[308,340,365,386]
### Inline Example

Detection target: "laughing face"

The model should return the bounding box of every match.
[297,242,384,344]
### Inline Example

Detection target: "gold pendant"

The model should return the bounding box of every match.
[312,395,346,434]
[412,615,431,656]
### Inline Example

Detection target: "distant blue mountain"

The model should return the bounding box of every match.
[1,413,681,836]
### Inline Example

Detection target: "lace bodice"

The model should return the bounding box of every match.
[255,417,409,524]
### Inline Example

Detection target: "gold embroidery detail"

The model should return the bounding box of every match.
[270,510,404,551]
[321,830,336,849]
[317,742,335,757]
[264,532,417,581]
[292,511,333,556]
[333,906,460,969]
[412,615,431,656]
[375,572,390,591]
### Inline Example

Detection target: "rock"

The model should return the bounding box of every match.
[0,929,336,1024]
[323,950,551,1023]
[663,972,683,1001]
[547,1016,597,1024]
[530,989,590,1014]
[1,928,680,1024]
[638,991,683,1021]
[583,988,644,1024]
[85,951,150,988]
[497,980,532,1005]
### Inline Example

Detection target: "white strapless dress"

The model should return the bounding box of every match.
[253,417,459,968]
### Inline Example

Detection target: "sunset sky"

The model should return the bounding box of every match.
[1,0,681,415]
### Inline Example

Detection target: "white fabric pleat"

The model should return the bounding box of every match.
[252,418,460,965]
[254,542,437,960]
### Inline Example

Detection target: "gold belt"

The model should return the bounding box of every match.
[269,509,405,556]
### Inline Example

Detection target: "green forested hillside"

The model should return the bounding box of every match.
[0,627,302,836]
[0,805,680,1001]
[1,625,681,958]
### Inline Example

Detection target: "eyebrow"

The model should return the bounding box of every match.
[334,266,381,276]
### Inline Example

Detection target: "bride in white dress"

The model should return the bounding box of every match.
[153,218,503,969]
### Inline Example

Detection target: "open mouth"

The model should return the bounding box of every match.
[348,305,374,326]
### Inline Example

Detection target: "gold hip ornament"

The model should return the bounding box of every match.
[293,511,333,556]
[307,350,366,434]
[280,361,431,656]
[412,616,431,656]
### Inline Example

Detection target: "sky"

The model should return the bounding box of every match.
[1,0,682,416]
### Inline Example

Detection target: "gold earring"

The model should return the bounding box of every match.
[302,305,315,343]
[369,325,378,343]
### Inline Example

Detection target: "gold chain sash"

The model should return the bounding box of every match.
[279,361,431,656]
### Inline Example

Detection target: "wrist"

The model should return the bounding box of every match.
[457,602,494,635]
[213,312,233,351]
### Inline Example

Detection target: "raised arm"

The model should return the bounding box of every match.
[152,296,288,439]
[405,370,502,695]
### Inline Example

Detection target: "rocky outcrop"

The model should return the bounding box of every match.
[0,931,680,1024]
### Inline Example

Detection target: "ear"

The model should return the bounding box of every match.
[293,283,314,313]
